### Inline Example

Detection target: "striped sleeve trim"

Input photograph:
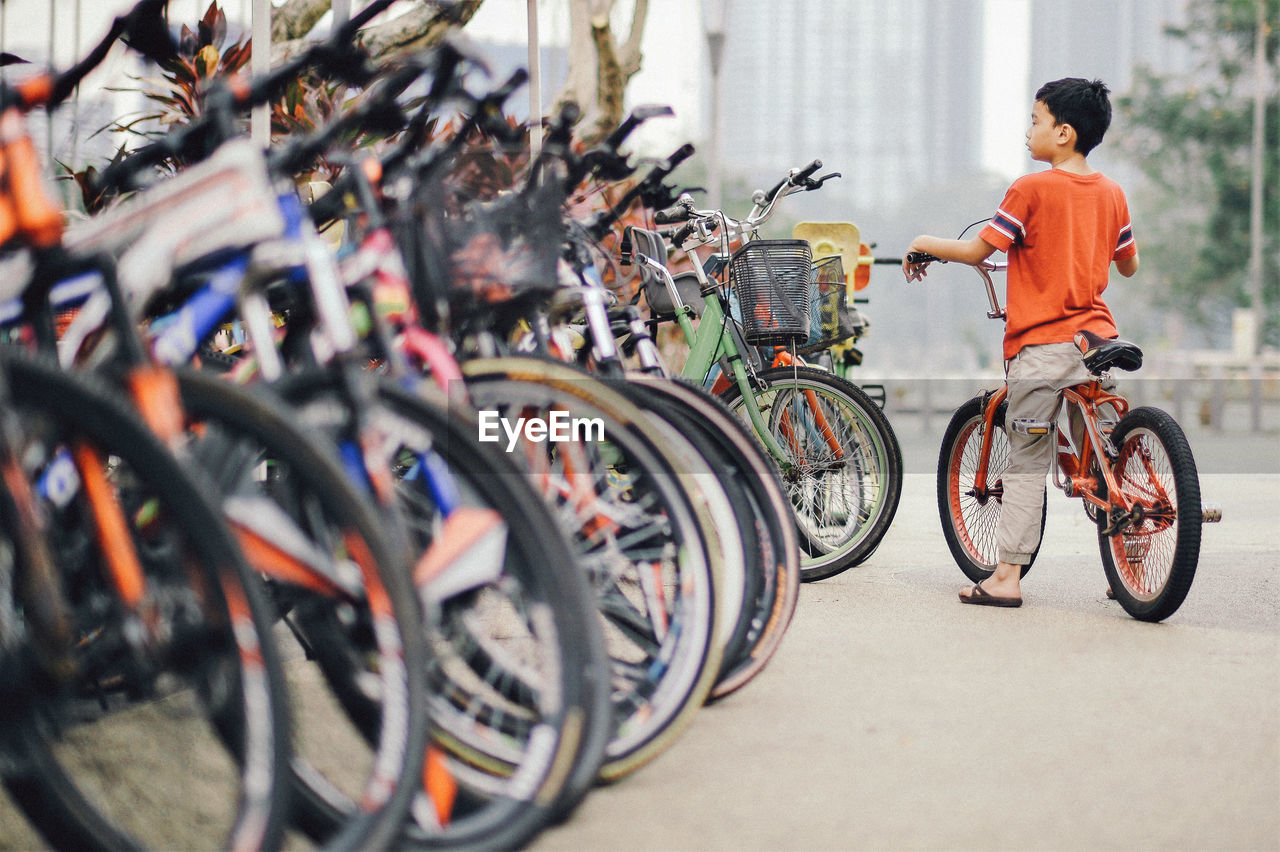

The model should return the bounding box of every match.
[989,209,1025,244]
[1116,222,1134,252]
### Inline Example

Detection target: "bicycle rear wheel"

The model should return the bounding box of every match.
[0,351,291,852]
[937,395,1041,583]
[1098,406,1201,622]
[719,366,902,581]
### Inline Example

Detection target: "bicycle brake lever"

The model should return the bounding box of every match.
[809,171,841,188]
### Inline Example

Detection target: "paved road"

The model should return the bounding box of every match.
[2,423,1275,850]
[533,422,1279,851]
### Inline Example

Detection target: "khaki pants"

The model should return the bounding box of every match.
[997,341,1092,564]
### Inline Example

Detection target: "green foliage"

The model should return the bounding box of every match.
[1115,0,1279,348]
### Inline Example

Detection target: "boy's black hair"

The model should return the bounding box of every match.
[1035,77,1112,155]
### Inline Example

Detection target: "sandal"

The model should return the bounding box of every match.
[959,583,1022,608]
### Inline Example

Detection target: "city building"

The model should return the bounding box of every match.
[714,0,985,214]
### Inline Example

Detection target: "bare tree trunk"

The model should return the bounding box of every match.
[361,0,484,57]
[265,0,652,146]
[271,0,330,42]
[591,18,625,140]
[557,0,649,145]
[559,0,602,126]
[269,0,484,64]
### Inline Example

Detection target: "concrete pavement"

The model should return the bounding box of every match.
[533,422,1279,851]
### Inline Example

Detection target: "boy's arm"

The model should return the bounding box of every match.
[902,234,999,281]
[1115,253,1139,278]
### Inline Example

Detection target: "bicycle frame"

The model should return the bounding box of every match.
[963,259,1175,536]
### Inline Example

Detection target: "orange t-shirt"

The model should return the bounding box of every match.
[979,169,1137,360]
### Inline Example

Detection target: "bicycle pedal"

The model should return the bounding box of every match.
[1010,418,1052,437]
[1201,502,1223,523]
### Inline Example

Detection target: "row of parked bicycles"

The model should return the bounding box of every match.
[1,1,1217,849]
[0,2,909,849]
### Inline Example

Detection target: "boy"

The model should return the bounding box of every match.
[902,77,1139,607]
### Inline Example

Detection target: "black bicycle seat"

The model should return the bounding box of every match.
[1075,329,1143,373]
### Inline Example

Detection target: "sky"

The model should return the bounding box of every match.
[0,0,1032,180]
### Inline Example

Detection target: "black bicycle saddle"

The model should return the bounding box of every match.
[1074,329,1143,373]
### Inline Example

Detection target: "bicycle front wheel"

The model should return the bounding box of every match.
[937,395,1041,583]
[0,352,292,852]
[175,368,430,851]
[719,366,902,581]
[464,357,722,784]
[276,367,612,848]
[1099,406,1201,622]
[614,374,800,702]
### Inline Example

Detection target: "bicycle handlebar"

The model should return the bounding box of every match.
[583,142,695,240]
[763,158,823,202]
[904,250,1007,319]
[557,103,676,192]
[660,157,836,254]
[602,104,673,152]
[305,65,525,227]
[653,202,692,225]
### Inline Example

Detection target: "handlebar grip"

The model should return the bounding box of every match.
[308,178,350,225]
[793,158,822,182]
[653,206,691,225]
[603,104,674,151]
[905,252,941,264]
[763,158,821,203]
[670,223,696,248]
[666,142,695,170]
[545,101,580,147]
[492,67,530,101]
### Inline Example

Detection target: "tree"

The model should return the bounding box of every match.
[1115,0,1279,348]
[269,0,485,64]
[556,0,650,146]
[270,0,652,146]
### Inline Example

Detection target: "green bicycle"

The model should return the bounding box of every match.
[622,161,902,581]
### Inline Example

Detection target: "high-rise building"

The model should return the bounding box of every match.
[715,0,985,213]
[1028,0,1193,97]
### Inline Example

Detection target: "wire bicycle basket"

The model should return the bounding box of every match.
[444,185,564,305]
[729,239,813,346]
[798,255,863,354]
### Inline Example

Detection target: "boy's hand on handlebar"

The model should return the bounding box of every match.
[902,249,939,282]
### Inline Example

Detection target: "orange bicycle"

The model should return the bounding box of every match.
[917,253,1221,622]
